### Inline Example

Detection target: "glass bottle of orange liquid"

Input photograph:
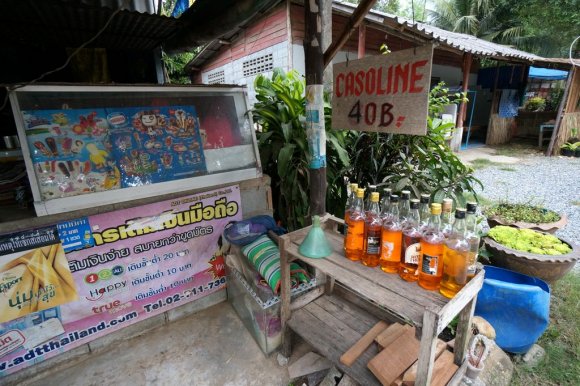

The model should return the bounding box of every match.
[345,188,365,261]
[362,192,382,267]
[465,202,480,281]
[418,203,445,290]
[440,208,470,298]
[343,183,358,236]
[380,194,402,273]
[399,199,422,282]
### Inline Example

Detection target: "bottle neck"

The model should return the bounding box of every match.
[442,210,453,223]
[406,208,420,226]
[368,201,380,215]
[452,217,467,236]
[428,213,441,230]
[466,213,477,231]
[354,196,364,212]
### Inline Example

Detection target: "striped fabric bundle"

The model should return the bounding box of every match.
[241,235,309,294]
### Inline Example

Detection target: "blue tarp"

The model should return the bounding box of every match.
[529,66,568,80]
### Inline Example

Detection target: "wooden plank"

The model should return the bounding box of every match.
[290,286,325,311]
[279,234,292,357]
[288,303,381,385]
[415,307,439,386]
[334,284,409,325]
[340,321,389,367]
[430,350,459,386]
[367,326,420,386]
[319,294,381,334]
[375,323,408,349]
[453,296,477,366]
[401,340,448,385]
[437,269,484,334]
[446,360,468,386]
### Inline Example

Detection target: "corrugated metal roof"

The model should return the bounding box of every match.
[333,1,541,62]
[0,0,180,51]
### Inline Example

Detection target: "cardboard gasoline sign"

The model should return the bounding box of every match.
[0,185,241,377]
[332,45,433,135]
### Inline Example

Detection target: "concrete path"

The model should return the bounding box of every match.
[24,302,294,386]
[456,146,520,165]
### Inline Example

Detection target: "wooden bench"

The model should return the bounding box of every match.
[278,215,484,386]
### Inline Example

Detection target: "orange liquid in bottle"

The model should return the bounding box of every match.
[418,240,444,290]
[399,230,421,282]
[380,229,402,273]
[345,217,364,261]
[440,246,471,298]
[363,222,381,267]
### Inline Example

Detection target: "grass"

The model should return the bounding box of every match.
[512,272,580,385]
[499,166,516,172]
[470,158,503,170]
[492,142,543,157]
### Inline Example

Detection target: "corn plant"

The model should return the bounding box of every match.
[252,69,349,230]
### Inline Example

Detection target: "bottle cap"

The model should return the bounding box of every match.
[356,188,365,198]
[466,201,477,213]
[383,187,392,194]
[351,183,358,191]
[420,193,430,203]
[431,203,442,215]
[368,184,377,190]
[401,190,410,199]
[442,198,453,212]
[455,208,466,219]
[389,194,399,202]
[371,192,380,202]
[410,198,420,209]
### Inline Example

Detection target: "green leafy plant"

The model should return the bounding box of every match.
[485,202,560,224]
[345,82,480,208]
[488,226,571,255]
[524,96,546,112]
[252,69,350,231]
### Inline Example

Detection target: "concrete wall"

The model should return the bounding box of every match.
[1,176,273,385]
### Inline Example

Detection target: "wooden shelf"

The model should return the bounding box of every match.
[279,215,484,386]
[288,294,382,386]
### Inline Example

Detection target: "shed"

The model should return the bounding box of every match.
[185,0,578,152]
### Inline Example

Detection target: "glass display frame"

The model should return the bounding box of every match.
[9,84,261,216]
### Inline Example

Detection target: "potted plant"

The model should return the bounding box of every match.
[560,142,574,156]
[524,96,546,112]
[484,226,579,283]
[485,202,567,233]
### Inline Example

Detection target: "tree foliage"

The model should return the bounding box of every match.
[343,0,401,14]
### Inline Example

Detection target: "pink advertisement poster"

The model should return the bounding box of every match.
[0,185,241,377]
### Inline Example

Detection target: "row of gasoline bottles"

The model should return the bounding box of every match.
[343,183,481,298]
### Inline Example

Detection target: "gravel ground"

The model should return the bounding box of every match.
[473,154,580,243]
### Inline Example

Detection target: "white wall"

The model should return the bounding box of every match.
[201,41,291,106]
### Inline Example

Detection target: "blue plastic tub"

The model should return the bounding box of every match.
[475,265,550,354]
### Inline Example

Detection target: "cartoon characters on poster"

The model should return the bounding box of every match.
[21,105,208,198]
[109,106,206,186]
[22,109,120,200]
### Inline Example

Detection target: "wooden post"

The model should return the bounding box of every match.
[547,66,575,156]
[358,23,366,58]
[323,0,377,67]
[305,0,327,217]
[456,53,472,129]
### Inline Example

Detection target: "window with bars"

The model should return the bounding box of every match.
[242,53,274,77]
[207,70,225,84]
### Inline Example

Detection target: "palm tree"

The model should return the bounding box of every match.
[429,0,525,46]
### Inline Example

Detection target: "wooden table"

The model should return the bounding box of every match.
[279,215,484,386]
